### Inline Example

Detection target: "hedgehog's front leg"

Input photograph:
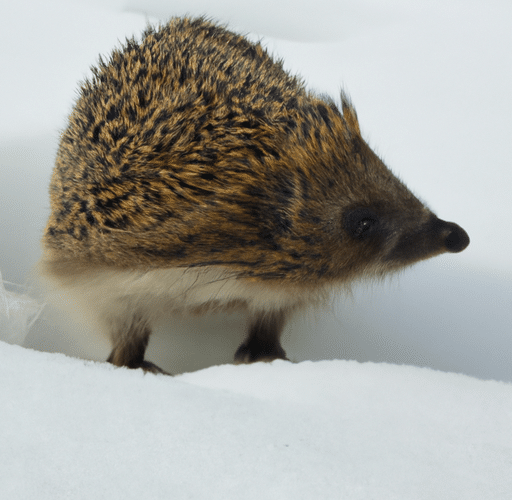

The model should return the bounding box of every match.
[107,316,168,374]
[234,310,289,363]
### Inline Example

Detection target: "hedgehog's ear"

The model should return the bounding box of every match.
[341,92,361,136]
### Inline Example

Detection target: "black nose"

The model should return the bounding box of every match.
[442,221,470,253]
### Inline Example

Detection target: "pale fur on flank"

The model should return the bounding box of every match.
[38,258,332,344]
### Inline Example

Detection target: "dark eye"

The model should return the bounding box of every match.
[344,208,379,239]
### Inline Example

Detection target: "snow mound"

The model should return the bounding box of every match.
[1,341,511,499]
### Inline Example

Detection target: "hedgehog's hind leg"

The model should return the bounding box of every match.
[234,310,288,363]
[107,315,168,374]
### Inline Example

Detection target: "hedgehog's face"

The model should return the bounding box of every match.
[329,136,470,281]
[253,96,469,286]
[340,203,469,279]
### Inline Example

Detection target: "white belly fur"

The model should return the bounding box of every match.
[39,264,331,339]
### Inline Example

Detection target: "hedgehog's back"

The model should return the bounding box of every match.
[60,17,304,179]
[43,18,311,269]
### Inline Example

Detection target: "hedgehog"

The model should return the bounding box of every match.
[39,17,469,373]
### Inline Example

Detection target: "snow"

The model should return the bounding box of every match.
[1,341,512,499]
[1,0,512,496]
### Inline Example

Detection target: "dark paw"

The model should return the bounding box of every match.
[139,360,171,375]
[108,356,170,375]
[234,342,288,364]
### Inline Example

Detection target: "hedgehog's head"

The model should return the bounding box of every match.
[272,93,470,285]
[339,97,469,280]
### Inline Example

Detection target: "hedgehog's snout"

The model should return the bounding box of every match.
[438,220,470,253]
[382,213,469,266]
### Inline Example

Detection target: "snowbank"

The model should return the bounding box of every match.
[1,341,511,499]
